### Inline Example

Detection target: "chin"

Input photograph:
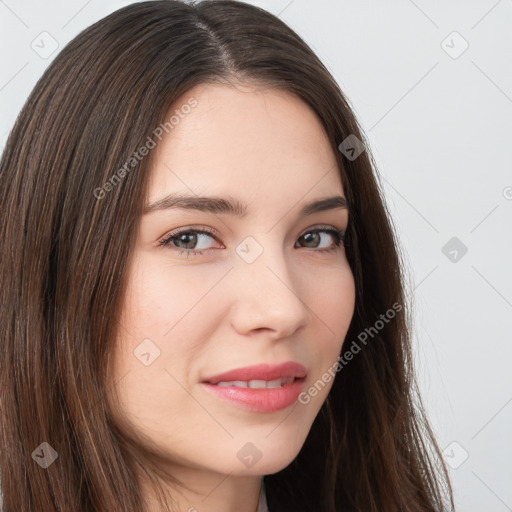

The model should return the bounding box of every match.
[224,431,308,476]
[227,454,299,477]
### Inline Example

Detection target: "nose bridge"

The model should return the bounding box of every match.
[230,233,311,336]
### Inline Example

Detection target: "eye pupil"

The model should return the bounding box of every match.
[179,233,197,248]
[302,232,319,247]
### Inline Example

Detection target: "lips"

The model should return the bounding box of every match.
[200,362,307,412]
[201,361,307,384]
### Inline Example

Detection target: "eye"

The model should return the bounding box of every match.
[295,226,345,253]
[158,225,346,257]
[158,227,221,257]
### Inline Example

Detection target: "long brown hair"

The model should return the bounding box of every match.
[0,1,454,510]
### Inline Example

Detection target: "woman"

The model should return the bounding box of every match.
[0,1,454,511]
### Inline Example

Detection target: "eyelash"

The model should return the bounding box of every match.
[158,225,346,258]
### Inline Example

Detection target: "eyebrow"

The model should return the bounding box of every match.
[143,193,348,217]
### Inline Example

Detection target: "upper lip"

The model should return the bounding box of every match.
[202,362,307,384]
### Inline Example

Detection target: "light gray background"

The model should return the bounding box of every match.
[1,1,511,510]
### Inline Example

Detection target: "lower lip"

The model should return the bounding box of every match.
[201,378,306,412]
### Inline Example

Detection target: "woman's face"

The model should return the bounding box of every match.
[109,82,355,481]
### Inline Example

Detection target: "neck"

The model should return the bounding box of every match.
[139,464,264,512]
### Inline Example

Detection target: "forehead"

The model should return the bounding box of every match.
[147,83,343,203]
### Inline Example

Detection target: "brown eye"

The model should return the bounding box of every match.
[296,228,345,251]
[159,228,220,256]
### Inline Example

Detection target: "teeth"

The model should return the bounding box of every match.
[214,377,295,388]
[248,380,266,389]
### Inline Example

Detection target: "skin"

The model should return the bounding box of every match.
[108,81,356,512]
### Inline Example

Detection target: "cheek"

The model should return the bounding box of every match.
[108,258,218,437]
[313,262,355,340]
[120,254,225,341]
[112,255,232,400]
[306,265,355,391]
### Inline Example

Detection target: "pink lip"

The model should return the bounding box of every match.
[201,362,307,384]
[201,379,306,412]
[200,362,307,413]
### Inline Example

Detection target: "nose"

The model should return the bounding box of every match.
[228,239,312,340]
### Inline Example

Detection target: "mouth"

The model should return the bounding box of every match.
[211,376,299,388]
[200,362,307,412]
